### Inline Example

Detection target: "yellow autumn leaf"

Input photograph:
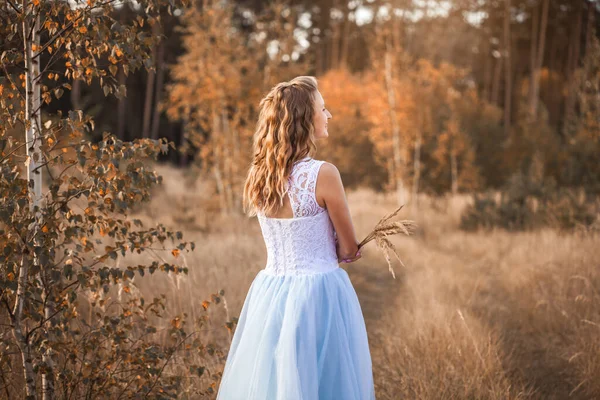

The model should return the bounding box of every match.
[171,249,180,258]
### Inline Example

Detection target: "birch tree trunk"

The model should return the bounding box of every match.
[482,41,492,102]
[384,48,405,206]
[564,5,583,132]
[450,150,458,196]
[491,55,502,105]
[16,3,42,398]
[150,39,166,140]
[142,23,160,138]
[339,7,351,69]
[70,78,81,111]
[411,131,422,213]
[221,111,234,212]
[330,0,340,70]
[584,1,596,59]
[528,1,539,118]
[503,0,512,138]
[529,0,549,119]
[117,68,127,140]
[211,110,227,213]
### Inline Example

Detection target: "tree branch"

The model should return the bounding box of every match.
[33,0,123,60]
[142,331,199,398]
[25,302,63,342]
[6,0,20,14]
[0,62,25,101]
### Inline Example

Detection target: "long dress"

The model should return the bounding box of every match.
[216,157,375,400]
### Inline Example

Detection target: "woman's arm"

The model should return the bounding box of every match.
[315,162,362,263]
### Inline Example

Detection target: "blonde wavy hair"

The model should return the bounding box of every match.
[243,76,319,217]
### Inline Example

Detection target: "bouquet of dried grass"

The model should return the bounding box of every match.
[357,205,417,279]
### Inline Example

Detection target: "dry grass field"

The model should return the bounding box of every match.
[122,165,600,399]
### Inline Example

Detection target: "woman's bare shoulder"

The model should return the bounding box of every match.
[317,161,341,184]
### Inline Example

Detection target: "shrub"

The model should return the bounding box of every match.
[460,172,599,231]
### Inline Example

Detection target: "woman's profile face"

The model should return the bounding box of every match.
[313,90,332,140]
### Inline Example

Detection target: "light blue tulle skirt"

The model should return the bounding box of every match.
[216,267,375,400]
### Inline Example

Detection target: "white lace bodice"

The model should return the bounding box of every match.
[257,158,339,276]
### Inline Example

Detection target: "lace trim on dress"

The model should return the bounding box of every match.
[286,158,326,218]
[255,157,338,276]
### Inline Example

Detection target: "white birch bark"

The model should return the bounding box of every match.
[384,47,406,206]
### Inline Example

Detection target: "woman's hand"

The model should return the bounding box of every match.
[339,249,362,264]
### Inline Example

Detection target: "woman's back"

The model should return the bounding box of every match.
[257,157,338,276]
[217,76,374,400]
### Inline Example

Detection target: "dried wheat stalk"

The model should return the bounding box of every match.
[357,205,417,279]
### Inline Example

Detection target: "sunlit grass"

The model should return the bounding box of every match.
[111,165,600,399]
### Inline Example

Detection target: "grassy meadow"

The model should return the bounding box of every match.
[120,165,600,399]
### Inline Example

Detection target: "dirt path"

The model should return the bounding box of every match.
[346,259,406,330]
[350,235,582,400]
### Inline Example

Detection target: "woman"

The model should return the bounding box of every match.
[216,76,375,400]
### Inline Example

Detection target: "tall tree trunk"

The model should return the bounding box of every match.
[482,40,492,102]
[150,39,166,140]
[450,150,458,196]
[19,3,42,398]
[116,12,128,141]
[384,45,405,206]
[503,0,512,138]
[221,111,234,211]
[117,68,127,140]
[528,1,539,118]
[230,115,242,210]
[179,116,189,167]
[142,23,160,138]
[491,55,502,105]
[411,130,422,212]
[316,2,332,75]
[339,7,351,69]
[564,5,583,132]
[570,7,583,76]
[211,110,227,213]
[530,0,549,118]
[330,0,341,70]
[584,0,596,56]
[70,78,81,111]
